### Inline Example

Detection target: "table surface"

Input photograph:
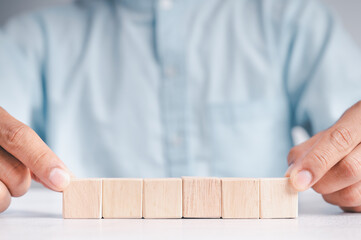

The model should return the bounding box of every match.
[1,187,361,240]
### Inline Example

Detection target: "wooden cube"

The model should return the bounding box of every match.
[182,177,221,218]
[63,179,102,219]
[143,178,182,218]
[259,178,298,219]
[102,178,143,218]
[221,178,259,218]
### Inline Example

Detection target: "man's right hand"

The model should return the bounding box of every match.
[0,107,71,213]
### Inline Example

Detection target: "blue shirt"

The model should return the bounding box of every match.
[1,0,361,178]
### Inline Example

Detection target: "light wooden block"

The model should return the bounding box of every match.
[182,177,221,218]
[63,179,102,219]
[221,178,259,219]
[102,178,142,218]
[259,178,298,219]
[143,178,182,218]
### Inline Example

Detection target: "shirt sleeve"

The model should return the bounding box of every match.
[0,13,46,138]
[284,0,361,135]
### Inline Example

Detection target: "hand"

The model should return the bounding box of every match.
[0,107,71,213]
[286,101,361,212]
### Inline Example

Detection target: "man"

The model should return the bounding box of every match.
[1,0,361,213]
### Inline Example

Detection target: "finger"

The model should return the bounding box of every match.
[0,147,31,197]
[0,107,70,191]
[323,181,361,207]
[289,102,361,191]
[31,172,54,190]
[313,144,361,194]
[0,180,11,213]
[285,132,323,177]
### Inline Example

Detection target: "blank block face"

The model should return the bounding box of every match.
[182,177,221,218]
[221,178,259,219]
[63,179,102,219]
[143,178,182,218]
[102,179,143,218]
[259,178,298,219]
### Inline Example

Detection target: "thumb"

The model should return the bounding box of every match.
[0,108,71,191]
[31,171,75,191]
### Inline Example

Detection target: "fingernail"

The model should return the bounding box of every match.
[293,170,313,191]
[49,168,70,190]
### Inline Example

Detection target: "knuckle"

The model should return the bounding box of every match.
[340,156,361,179]
[30,150,50,171]
[311,150,331,170]
[3,124,28,147]
[342,187,361,206]
[329,127,353,152]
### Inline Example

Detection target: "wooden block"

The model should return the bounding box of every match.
[102,178,143,218]
[259,178,298,219]
[182,177,221,218]
[221,178,259,219]
[143,178,182,218]
[63,179,102,219]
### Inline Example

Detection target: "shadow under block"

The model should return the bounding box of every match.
[259,178,298,219]
[63,179,102,219]
[102,179,143,218]
[143,178,182,218]
[182,177,221,218]
[221,178,259,219]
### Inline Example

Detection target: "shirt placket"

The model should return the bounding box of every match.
[155,0,188,177]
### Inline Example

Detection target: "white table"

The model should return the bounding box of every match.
[1,187,360,240]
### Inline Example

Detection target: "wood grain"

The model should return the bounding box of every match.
[182,177,221,218]
[259,178,298,219]
[63,178,102,219]
[221,178,259,218]
[143,178,182,218]
[102,178,143,218]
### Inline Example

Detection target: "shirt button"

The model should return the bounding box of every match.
[170,134,183,147]
[164,66,177,78]
[159,0,173,10]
